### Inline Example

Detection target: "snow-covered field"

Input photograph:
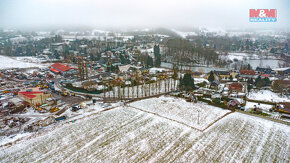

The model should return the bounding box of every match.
[0,104,289,162]
[248,90,290,103]
[220,53,250,61]
[0,55,46,69]
[14,56,45,63]
[129,96,230,130]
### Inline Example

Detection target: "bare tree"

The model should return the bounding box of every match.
[131,79,135,98]
[122,82,125,100]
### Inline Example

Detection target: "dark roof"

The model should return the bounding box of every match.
[139,67,148,71]
[214,71,230,75]
[256,67,272,74]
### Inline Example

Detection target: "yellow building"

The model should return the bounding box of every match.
[206,71,236,81]
[18,88,51,105]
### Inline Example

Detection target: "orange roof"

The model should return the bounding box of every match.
[51,63,72,72]
[240,70,255,75]
[230,83,243,90]
[50,68,60,73]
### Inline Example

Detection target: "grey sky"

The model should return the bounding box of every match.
[0,0,289,30]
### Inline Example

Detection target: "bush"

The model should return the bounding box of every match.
[213,98,221,105]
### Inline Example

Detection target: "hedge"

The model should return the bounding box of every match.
[65,84,103,94]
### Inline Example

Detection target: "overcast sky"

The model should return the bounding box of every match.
[0,0,289,30]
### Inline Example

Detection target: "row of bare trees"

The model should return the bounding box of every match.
[102,70,179,100]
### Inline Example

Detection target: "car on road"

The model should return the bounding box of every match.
[72,105,82,112]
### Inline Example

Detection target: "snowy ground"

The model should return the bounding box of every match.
[245,102,273,112]
[129,96,230,130]
[14,56,45,63]
[248,90,290,103]
[0,100,120,146]
[0,105,289,162]
[220,53,251,62]
[194,78,209,84]
[0,55,46,69]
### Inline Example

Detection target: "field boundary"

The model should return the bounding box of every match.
[127,104,233,132]
[236,110,290,126]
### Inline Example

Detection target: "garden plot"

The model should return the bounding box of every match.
[0,107,289,162]
[245,102,273,112]
[248,90,290,103]
[129,96,231,130]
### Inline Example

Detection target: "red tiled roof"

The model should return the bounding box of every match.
[51,63,71,72]
[240,70,255,75]
[19,91,43,99]
[50,68,60,73]
[230,83,243,90]
[23,94,36,99]
[261,74,270,77]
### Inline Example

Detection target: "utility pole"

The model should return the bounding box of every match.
[197,109,200,125]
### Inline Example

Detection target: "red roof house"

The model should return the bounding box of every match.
[230,83,243,92]
[18,88,51,105]
[50,63,75,74]
[240,70,255,75]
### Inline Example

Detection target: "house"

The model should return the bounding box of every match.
[18,87,51,105]
[210,80,219,89]
[256,67,272,74]
[261,74,270,78]
[214,71,230,79]
[239,70,255,78]
[8,97,23,107]
[273,67,290,76]
[206,71,235,81]
[50,63,77,76]
[118,64,142,73]
[229,82,243,93]
[192,71,203,78]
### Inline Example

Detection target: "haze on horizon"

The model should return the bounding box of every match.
[0,0,289,31]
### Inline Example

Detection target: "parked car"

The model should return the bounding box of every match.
[55,116,66,121]
[72,105,81,112]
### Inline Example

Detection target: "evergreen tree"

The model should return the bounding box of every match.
[247,78,254,84]
[178,77,183,90]
[154,45,161,67]
[264,77,271,86]
[54,50,60,59]
[247,84,253,92]
[255,75,266,88]
[208,71,215,83]
[146,56,154,68]
[229,75,233,81]
[120,54,130,64]
[255,75,261,86]
[247,64,252,70]
[182,73,195,91]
